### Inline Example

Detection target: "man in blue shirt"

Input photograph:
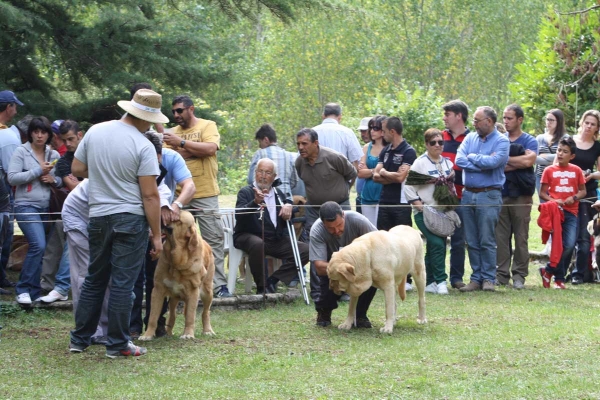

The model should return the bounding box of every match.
[456,106,509,292]
[496,105,538,289]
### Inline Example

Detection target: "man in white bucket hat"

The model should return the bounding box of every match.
[69,89,167,358]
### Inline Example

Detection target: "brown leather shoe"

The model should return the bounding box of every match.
[482,280,496,292]
[459,281,482,292]
[451,281,466,289]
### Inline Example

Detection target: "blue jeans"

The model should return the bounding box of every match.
[15,205,49,300]
[449,206,465,285]
[462,189,502,284]
[53,241,71,296]
[546,211,578,282]
[70,213,149,351]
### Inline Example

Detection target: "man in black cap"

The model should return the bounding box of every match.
[0,90,24,294]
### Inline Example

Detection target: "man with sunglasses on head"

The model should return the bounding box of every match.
[441,100,470,289]
[162,95,231,298]
[456,106,509,293]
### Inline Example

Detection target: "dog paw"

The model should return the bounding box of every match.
[380,326,393,334]
[138,335,153,341]
[417,317,428,324]
[202,330,215,336]
[338,322,353,330]
[180,334,195,340]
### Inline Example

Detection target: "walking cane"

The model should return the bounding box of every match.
[274,188,310,305]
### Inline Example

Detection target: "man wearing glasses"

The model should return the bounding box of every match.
[234,158,309,294]
[162,95,231,298]
[456,106,509,292]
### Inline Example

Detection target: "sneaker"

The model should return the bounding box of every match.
[553,280,566,290]
[16,293,32,305]
[353,317,372,329]
[482,280,496,291]
[106,341,147,359]
[494,279,508,286]
[513,280,525,290]
[215,285,233,298]
[539,267,552,289]
[405,282,413,292]
[130,331,140,341]
[459,281,482,292]
[339,293,350,302]
[425,282,438,294]
[571,277,584,285]
[155,324,167,338]
[316,308,332,327]
[451,281,466,289]
[437,281,449,295]
[0,278,16,288]
[69,342,87,353]
[287,278,299,288]
[39,290,68,303]
[91,335,108,346]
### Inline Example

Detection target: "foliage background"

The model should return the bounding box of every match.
[0,0,596,192]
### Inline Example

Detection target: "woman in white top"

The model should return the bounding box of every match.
[405,128,454,295]
[535,109,567,202]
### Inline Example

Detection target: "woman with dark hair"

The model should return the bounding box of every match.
[8,116,62,305]
[357,115,387,225]
[535,109,568,201]
[405,128,455,295]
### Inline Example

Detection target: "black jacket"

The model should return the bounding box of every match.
[233,185,292,242]
[505,143,536,197]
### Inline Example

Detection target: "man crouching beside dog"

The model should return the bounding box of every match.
[310,201,377,328]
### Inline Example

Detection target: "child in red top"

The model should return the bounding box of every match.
[539,137,586,289]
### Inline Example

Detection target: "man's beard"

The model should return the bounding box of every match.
[254,180,272,191]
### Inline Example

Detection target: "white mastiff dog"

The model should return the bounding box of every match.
[327,226,427,333]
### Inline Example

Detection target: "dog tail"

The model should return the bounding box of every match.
[398,276,407,301]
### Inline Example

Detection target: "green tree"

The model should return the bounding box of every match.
[511,2,600,134]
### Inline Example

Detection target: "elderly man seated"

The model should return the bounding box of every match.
[234,158,309,294]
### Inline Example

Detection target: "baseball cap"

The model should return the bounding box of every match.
[358,117,372,130]
[0,90,24,106]
[51,120,64,134]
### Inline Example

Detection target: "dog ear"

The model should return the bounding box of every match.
[339,263,356,283]
[186,226,199,252]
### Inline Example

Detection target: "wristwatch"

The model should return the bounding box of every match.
[180,140,186,148]
[573,195,578,201]
[173,201,183,209]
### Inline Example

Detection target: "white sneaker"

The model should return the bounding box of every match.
[16,293,32,305]
[425,282,438,294]
[405,282,413,292]
[39,290,68,303]
[437,281,449,295]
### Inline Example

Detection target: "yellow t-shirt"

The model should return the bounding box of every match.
[171,119,220,198]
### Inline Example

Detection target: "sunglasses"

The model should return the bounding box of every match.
[171,107,188,115]
[429,140,444,146]
[371,126,382,131]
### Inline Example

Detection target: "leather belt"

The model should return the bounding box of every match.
[465,186,501,193]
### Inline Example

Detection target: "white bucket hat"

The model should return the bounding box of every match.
[117,89,169,124]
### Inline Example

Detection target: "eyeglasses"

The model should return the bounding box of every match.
[256,169,274,177]
[472,117,490,124]
[429,140,444,146]
[546,118,557,122]
[371,126,382,131]
[171,107,189,115]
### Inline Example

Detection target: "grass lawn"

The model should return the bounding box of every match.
[3,194,597,399]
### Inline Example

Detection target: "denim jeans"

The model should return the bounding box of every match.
[449,206,465,285]
[53,241,71,296]
[546,211,578,282]
[0,212,9,283]
[1,196,14,278]
[15,205,49,300]
[131,241,167,333]
[570,200,594,281]
[462,189,502,284]
[70,213,149,351]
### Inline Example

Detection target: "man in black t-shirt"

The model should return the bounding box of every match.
[374,116,417,230]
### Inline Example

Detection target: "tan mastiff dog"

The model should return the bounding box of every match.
[327,226,427,333]
[140,210,215,340]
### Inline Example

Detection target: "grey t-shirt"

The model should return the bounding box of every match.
[309,211,377,262]
[62,179,90,236]
[74,120,159,218]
